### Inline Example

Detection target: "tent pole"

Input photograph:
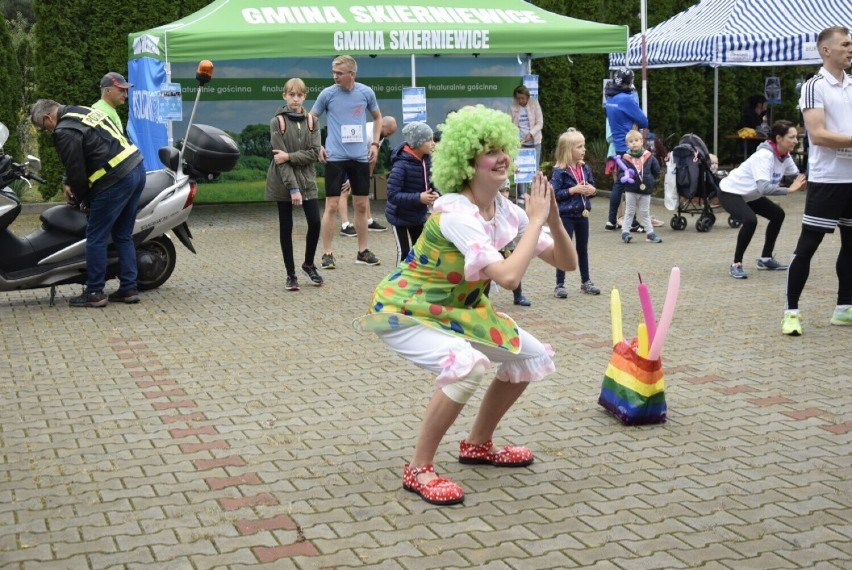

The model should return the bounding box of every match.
[165,61,173,148]
[713,66,719,156]
[640,0,648,114]
[411,54,416,87]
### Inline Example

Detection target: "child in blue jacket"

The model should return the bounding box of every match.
[386,122,438,265]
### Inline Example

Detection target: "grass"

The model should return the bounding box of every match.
[195,177,326,203]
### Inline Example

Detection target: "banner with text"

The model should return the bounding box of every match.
[170,76,518,101]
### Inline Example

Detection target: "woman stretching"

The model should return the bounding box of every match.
[719,120,806,279]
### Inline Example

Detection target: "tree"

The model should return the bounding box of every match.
[0,16,23,161]
[30,0,214,199]
[238,123,272,158]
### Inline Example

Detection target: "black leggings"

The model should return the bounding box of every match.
[718,193,785,263]
[786,225,852,310]
[392,223,424,266]
[276,199,321,276]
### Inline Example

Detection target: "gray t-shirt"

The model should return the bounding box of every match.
[312,82,379,162]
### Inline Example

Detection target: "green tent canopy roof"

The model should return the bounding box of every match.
[129,0,628,62]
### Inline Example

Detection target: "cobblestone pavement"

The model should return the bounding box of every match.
[1,194,849,569]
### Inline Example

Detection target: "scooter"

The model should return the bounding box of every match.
[0,61,239,306]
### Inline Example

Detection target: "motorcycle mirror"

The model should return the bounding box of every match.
[0,123,8,148]
[27,155,41,170]
[196,60,214,86]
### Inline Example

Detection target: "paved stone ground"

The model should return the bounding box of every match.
[1,194,849,569]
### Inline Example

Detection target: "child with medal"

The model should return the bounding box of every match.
[551,128,602,297]
[619,130,662,244]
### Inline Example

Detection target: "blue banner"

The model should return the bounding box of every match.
[401,87,427,124]
[128,58,169,171]
[514,148,537,184]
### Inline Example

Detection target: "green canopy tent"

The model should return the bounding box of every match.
[127,1,628,169]
[129,0,628,63]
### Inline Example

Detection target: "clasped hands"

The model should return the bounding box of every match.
[573,183,596,197]
[523,172,560,227]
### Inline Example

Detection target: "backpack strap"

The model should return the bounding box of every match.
[275,113,315,134]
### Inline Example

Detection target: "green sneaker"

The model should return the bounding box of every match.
[830,306,852,326]
[355,248,380,266]
[781,312,803,336]
[321,253,335,270]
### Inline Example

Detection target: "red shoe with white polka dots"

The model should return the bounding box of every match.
[458,440,534,467]
[403,464,465,506]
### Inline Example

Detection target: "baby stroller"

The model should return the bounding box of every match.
[669,134,735,232]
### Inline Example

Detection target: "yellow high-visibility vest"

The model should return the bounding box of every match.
[62,108,139,187]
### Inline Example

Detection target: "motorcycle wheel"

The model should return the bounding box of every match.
[136,235,177,291]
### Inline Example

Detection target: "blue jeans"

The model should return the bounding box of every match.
[607,179,625,226]
[556,214,590,285]
[85,162,146,292]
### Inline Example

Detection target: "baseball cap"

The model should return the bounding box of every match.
[100,72,132,89]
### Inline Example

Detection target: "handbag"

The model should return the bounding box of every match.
[598,340,667,426]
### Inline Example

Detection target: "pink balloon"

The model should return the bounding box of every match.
[638,277,657,342]
[647,267,680,361]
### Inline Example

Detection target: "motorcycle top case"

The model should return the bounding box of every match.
[183,124,240,177]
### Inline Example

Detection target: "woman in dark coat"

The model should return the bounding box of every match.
[385,122,438,265]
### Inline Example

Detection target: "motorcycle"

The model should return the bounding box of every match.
[0,61,239,306]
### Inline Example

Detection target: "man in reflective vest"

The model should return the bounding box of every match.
[30,98,146,307]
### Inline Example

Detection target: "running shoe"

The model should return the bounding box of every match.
[513,294,531,306]
[69,290,108,308]
[781,312,802,336]
[729,263,748,279]
[756,257,788,270]
[581,280,601,295]
[301,263,324,286]
[356,249,380,266]
[108,288,140,304]
[830,307,852,326]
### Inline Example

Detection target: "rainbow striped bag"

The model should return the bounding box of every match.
[598,341,667,425]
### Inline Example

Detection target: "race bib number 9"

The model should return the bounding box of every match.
[341,124,364,144]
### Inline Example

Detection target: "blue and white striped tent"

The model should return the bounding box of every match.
[610,0,847,69]
[609,0,849,152]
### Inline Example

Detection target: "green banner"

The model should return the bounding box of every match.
[172,76,520,100]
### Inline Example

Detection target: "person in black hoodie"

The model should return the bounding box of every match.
[385,122,438,265]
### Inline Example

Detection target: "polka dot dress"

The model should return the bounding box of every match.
[359,212,521,353]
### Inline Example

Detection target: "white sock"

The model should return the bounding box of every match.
[342,222,351,229]
[837,305,851,311]
[368,218,374,224]
[785,309,799,316]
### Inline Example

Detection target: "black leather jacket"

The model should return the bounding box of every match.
[53,105,142,202]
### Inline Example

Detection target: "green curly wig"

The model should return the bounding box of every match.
[431,105,521,194]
